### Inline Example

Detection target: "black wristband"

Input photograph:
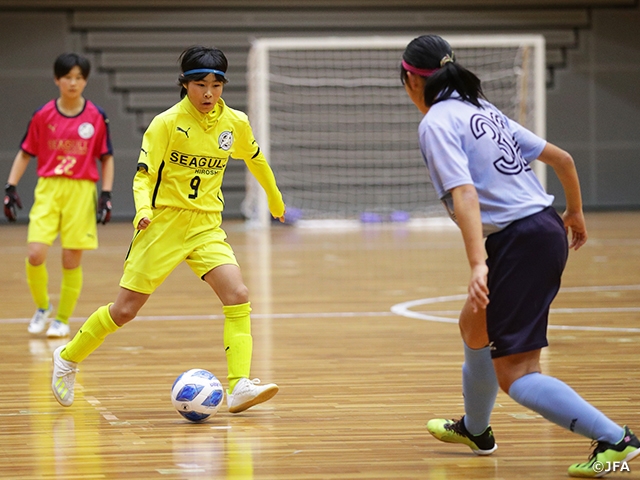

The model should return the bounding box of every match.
[5,183,16,193]
[100,191,112,200]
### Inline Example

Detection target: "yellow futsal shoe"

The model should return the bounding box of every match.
[568,426,640,477]
[427,416,498,455]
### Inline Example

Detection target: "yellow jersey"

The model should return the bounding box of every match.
[133,96,284,227]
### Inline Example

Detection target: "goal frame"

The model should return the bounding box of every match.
[245,34,547,228]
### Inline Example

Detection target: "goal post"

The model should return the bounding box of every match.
[244,34,546,228]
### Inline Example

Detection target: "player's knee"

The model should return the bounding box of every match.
[497,375,513,394]
[27,251,46,266]
[494,364,530,394]
[460,326,489,349]
[110,303,139,326]
[226,284,249,305]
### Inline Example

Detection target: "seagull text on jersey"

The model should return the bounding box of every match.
[47,139,89,156]
[169,150,227,175]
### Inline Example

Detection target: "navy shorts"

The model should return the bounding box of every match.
[484,207,568,359]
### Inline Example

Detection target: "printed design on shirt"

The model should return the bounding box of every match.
[78,122,95,140]
[176,126,190,138]
[218,131,233,150]
[470,112,531,176]
[47,139,88,156]
[53,155,77,176]
[169,150,226,175]
[47,123,56,132]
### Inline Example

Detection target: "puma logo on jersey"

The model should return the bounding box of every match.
[177,126,190,138]
[140,147,148,157]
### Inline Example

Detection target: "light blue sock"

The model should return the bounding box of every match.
[462,343,499,435]
[508,372,624,443]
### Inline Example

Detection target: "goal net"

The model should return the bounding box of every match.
[244,35,546,227]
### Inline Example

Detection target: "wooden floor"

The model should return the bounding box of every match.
[1,212,639,479]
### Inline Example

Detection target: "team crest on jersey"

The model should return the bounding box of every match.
[218,131,233,150]
[78,122,95,139]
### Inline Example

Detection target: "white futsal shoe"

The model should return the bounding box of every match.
[52,345,79,407]
[227,378,279,413]
[46,320,70,338]
[28,304,53,334]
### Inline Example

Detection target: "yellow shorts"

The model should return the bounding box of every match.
[120,206,238,294]
[28,177,98,250]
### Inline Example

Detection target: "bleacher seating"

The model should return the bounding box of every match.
[11,0,626,218]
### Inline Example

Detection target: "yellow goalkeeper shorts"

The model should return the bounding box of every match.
[28,177,98,250]
[120,206,238,294]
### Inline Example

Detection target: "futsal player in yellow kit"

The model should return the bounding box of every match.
[51,46,286,413]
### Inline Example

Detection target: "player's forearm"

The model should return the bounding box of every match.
[6,150,31,186]
[245,156,285,217]
[451,185,486,269]
[537,143,583,214]
[100,155,115,192]
[132,169,153,226]
[554,165,583,215]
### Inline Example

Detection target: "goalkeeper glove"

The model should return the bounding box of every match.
[4,184,22,222]
[97,191,112,224]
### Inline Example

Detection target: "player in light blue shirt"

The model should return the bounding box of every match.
[419,94,552,236]
[402,34,639,477]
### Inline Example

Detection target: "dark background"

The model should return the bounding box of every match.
[1,0,638,222]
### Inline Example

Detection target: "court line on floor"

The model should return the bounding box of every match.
[0,311,394,324]
[391,284,640,333]
[3,284,639,332]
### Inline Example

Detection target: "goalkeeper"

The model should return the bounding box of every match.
[4,52,114,339]
[51,45,286,415]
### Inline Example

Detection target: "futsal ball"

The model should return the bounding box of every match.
[171,369,225,422]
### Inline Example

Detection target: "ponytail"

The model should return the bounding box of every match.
[401,35,485,108]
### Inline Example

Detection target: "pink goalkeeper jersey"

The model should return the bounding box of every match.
[21,99,112,182]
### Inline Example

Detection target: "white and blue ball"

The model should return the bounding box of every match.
[171,369,225,422]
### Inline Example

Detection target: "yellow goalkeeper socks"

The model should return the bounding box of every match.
[223,302,253,393]
[25,258,49,310]
[56,266,83,324]
[62,304,120,363]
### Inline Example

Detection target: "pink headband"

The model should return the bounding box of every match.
[402,59,439,77]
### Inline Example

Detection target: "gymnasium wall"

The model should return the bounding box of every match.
[0,2,639,223]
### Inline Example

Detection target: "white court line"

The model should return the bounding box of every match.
[0,311,394,324]
[391,285,640,333]
[3,285,639,333]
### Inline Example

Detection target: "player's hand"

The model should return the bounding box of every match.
[273,207,286,223]
[562,209,587,251]
[468,263,489,312]
[4,184,22,222]
[97,191,112,224]
[137,217,151,230]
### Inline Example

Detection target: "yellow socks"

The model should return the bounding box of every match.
[223,302,253,393]
[56,266,83,324]
[26,259,49,310]
[62,304,120,363]
[25,261,83,324]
